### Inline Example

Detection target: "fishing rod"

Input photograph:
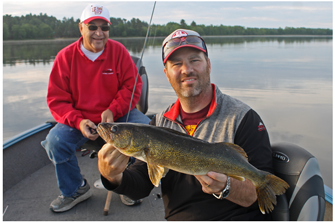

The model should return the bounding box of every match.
[90,2,156,136]
[103,3,156,215]
[125,1,156,123]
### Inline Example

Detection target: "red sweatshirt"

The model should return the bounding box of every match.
[47,37,142,130]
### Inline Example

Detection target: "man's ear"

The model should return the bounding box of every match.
[78,23,83,36]
[163,67,169,81]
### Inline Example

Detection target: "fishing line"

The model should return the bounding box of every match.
[125,1,156,123]
[3,205,8,216]
[150,24,158,46]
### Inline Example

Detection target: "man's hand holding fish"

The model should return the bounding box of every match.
[195,171,257,208]
[98,142,128,186]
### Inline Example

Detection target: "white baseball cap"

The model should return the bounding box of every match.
[80,3,111,24]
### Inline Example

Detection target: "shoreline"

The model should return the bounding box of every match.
[3,35,333,44]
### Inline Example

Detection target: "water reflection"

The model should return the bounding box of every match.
[3,36,332,188]
[4,36,332,65]
[3,40,70,66]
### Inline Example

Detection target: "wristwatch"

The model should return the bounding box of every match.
[213,176,230,200]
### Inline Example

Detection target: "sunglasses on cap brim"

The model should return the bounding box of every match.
[85,24,110,31]
[162,35,207,63]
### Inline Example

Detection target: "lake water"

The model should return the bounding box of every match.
[3,36,333,188]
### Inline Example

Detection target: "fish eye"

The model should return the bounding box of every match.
[111,125,118,133]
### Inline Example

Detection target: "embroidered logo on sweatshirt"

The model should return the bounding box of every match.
[258,122,266,132]
[185,125,197,136]
[102,69,114,75]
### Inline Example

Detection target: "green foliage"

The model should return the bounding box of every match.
[4,14,80,40]
[3,23,10,40]
[148,20,332,38]
[3,13,333,40]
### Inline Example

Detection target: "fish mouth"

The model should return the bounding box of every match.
[97,123,112,143]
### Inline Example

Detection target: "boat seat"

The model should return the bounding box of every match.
[132,55,149,115]
[271,142,326,221]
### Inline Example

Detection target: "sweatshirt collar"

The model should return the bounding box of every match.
[77,36,108,61]
[163,83,217,121]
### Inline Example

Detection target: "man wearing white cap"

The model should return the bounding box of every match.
[41,3,150,212]
[98,29,273,220]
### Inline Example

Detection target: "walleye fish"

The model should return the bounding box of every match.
[97,122,289,214]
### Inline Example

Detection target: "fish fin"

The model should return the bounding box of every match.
[162,167,169,177]
[147,163,165,187]
[256,171,290,214]
[144,148,164,187]
[229,175,245,181]
[223,142,248,160]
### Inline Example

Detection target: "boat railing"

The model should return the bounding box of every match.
[3,122,54,150]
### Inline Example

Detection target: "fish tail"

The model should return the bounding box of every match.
[255,172,289,214]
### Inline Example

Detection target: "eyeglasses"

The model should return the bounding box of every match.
[162,35,207,63]
[85,24,110,31]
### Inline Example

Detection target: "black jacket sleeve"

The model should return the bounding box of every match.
[234,109,273,174]
[101,158,154,200]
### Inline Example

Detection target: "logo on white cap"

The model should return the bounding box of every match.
[91,5,103,15]
[172,30,188,39]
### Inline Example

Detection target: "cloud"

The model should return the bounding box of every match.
[252,5,332,12]
[239,17,280,22]
[219,7,246,11]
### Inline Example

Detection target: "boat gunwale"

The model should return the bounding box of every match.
[3,122,54,150]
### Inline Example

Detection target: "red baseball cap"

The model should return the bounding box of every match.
[162,29,208,64]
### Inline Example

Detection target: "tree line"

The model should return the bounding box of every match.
[3,13,332,41]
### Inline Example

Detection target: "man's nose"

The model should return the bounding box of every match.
[95,27,104,36]
[181,62,194,74]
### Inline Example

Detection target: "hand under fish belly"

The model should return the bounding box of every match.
[97,122,289,214]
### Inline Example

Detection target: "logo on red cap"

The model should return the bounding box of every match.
[172,30,188,39]
[91,5,103,15]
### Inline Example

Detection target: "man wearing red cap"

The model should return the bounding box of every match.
[98,29,274,220]
[41,3,150,212]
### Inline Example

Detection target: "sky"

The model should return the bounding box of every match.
[2,1,334,29]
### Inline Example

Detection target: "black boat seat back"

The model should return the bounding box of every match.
[271,142,325,221]
[131,56,149,114]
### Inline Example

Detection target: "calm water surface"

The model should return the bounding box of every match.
[3,36,332,188]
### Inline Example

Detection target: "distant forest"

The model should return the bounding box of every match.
[3,13,333,41]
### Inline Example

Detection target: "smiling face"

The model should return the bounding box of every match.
[79,19,109,53]
[164,47,211,98]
